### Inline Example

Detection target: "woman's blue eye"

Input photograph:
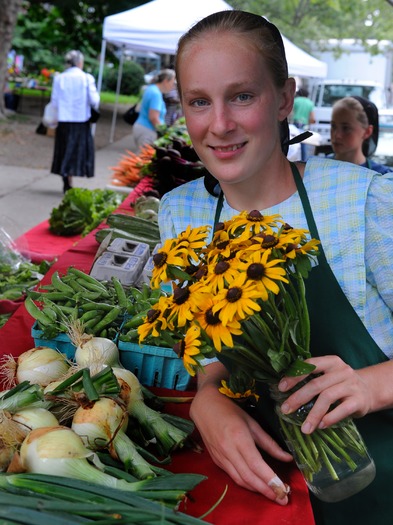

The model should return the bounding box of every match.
[237,93,252,102]
[191,99,209,107]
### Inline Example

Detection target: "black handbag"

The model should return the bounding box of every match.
[90,107,100,123]
[123,104,139,125]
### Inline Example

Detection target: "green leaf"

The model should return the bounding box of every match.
[285,358,316,377]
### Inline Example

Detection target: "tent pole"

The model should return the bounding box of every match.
[92,38,107,137]
[109,45,125,143]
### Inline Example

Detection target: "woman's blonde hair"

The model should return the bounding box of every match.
[175,10,288,96]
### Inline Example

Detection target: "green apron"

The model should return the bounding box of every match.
[214,163,393,525]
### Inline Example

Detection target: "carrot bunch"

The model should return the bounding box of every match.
[110,144,155,187]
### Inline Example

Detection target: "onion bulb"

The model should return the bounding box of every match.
[74,337,122,374]
[20,426,146,491]
[12,407,59,437]
[112,367,189,455]
[72,397,156,479]
[0,347,70,389]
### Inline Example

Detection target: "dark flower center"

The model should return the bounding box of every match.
[247,210,263,221]
[217,240,229,250]
[257,233,278,249]
[147,309,160,322]
[173,340,185,357]
[214,261,230,275]
[214,222,225,232]
[206,308,221,325]
[153,252,167,268]
[173,286,190,305]
[283,223,293,231]
[185,264,198,276]
[285,243,298,253]
[247,262,265,280]
[195,265,208,280]
[227,287,242,302]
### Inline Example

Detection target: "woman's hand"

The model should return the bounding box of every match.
[190,363,293,504]
[277,355,393,433]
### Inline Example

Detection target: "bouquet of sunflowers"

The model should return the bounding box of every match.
[137,210,375,501]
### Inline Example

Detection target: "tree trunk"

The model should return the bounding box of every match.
[0,0,22,118]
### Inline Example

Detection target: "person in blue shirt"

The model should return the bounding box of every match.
[330,96,392,174]
[132,69,176,152]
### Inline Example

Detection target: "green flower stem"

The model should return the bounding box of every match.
[295,269,310,352]
[316,438,340,481]
[278,416,319,473]
[222,344,277,379]
[276,406,367,483]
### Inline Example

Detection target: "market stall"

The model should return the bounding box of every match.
[0,192,316,525]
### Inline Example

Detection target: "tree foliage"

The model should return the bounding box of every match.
[233,0,393,52]
[12,1,150,74]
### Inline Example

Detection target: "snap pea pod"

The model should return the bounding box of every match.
[90,306,122,335]
[24,297,55,327]
[51,271,74,294]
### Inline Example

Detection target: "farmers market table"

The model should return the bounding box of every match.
[0,194,316,525]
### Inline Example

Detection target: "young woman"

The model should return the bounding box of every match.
[158,10,393,525]
[132,69,176,152]
[50,50,100,193]
[330,96,392,174]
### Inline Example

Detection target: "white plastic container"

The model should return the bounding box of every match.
[90,251,142,286]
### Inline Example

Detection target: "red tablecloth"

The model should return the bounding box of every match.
[17,219,82,264]
[0,195,316,525]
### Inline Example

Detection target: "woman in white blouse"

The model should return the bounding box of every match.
[50,50,100,193]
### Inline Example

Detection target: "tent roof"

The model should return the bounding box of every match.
[103,0,327,78]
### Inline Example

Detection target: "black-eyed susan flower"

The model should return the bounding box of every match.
[219,379,259,401]
[227,210,283,238]
[212,272,262,324]
[151,238,188,288]
[177,224,211,263]
[284,238,320,260]
[166,281,209,328]
[194,297,243,352]
[203,257,242,292]
[173,325,202,376]
[137,295,171,342]
[237,249,288,301]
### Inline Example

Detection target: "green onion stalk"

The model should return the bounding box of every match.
[19,426,206,509]
[0,472,209,525]
[112,367,191,456]
[71,397,161,480]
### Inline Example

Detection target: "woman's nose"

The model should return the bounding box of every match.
[209,105,236,135]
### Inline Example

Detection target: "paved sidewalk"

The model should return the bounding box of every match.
[0,133,134,239]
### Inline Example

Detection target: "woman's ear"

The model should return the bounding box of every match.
[279,77,296,122]
[363,124,373,140]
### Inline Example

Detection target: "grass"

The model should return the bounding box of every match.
[11,85,137,106]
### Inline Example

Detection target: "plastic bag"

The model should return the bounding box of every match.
[42,102,58,128]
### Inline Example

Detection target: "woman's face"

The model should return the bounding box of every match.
[163,76,176,94]
[330,106,370,160]
[177,32,293,189]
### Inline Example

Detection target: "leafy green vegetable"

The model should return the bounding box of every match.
[0,259,52,301]
[49,188,125,237]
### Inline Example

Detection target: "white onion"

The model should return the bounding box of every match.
[15,347,70,387]
[74,337,122,373]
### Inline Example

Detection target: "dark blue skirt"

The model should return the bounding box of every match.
[51,121,95,178]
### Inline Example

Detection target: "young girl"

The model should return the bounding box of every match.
[158,10,393,525]
[330,96,392,174]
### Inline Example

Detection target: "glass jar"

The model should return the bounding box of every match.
[269,382,376,503]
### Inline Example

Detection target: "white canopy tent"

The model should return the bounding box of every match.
[98,0,327,141]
